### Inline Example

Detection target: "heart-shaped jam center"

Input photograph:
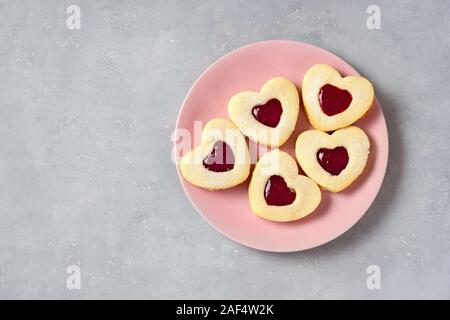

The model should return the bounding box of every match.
[264,175,296,206]
[202,141,235,172]
[251,98,282,128]
[318,84,352,116]
[317,147,349,175]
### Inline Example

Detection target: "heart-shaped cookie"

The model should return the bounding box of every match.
[249,149,321,222]
[180,118,250,190]
[302,64,374,131]
[295,126,370,192]
[228,77,299,147]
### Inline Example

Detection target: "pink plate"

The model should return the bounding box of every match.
[175,40,388,252]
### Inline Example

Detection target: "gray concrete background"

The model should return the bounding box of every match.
[0,0,449,299]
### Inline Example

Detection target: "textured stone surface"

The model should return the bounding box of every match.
[0,0,449,299]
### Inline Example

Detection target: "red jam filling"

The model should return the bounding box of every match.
[264,175,296,206]
[252,98,282,128]
[318,84,352,116]
[316,147,349,175]
[202,141,235,172]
